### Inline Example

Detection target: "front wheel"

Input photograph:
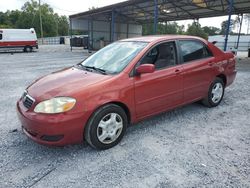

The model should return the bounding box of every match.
[84,104,127,150]
[202,77,225,107]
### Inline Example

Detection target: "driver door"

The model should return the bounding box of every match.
[133,41,184,119]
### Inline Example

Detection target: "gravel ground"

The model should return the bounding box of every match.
[0,45,249,188]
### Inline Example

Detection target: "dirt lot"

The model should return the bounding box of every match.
[0,45,249,188]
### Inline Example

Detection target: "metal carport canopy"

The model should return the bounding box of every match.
[69,0,250,23]
[69,0,250,51]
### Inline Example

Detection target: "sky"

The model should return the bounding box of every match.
[0,0,249,33]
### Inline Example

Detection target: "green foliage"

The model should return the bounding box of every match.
[202,26,220,36]
[159,22,185,34]
[142,23,154,35]
[0,0,69,38]
[71,30,88,35]
[142,21,215,39]
[57,15,69,36]
[186,22,208,39]
[220,19,235,35]
[142,21,185,35]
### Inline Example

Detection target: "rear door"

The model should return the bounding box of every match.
[178,39,215,103]
[133,41,183,118]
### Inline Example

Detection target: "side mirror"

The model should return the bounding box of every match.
[136,64,155,75]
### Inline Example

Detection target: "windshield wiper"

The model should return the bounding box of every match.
[82,65,107,75]
[75,64,107,75]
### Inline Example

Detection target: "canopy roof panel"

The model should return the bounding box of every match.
[69,0,250,23]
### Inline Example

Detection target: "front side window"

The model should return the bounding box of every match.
[140,41,177,70]
[80,41,148,74]
[0,34,2,40]
[179,40,212,63]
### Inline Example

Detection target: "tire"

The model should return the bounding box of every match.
[202,77,225,107]
[84,104,128,150]
[24,46,32,52]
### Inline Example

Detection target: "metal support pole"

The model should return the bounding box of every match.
[235,14,243,53]
[154,0,158,34]
[127,23,129,38]
[224,0,234,51]
[111,9,115,42]
[70,18,72,51]
[91,19,93,50]
[39,0,43,44]
[88,19,90,50]
[110,21,112,43]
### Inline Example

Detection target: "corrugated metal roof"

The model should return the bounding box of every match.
[69,0,250,23]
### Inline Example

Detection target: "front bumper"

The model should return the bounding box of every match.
[16,100,88,146]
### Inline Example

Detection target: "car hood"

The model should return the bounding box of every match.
[27,67,111,100]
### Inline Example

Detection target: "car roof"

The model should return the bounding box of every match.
[120,35,208,43]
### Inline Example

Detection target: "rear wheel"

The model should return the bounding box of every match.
[24,46,32,52]
[202,77,225,107]
[84,104,127,150]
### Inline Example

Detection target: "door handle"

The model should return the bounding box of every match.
[175,69,181,74]
[208,61,214,66]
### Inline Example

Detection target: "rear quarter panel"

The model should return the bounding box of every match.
[208,43,237,87]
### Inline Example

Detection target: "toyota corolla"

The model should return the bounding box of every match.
[16,35,236,149]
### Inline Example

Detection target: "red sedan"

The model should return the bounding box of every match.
[17,35,236,149]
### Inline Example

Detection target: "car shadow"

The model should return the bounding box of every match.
[0,50,38,54]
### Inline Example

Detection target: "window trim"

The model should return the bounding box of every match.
[177,39,214,64]
[130,40,180,77]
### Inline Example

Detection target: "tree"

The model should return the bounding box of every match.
[142,23,154,35]
[220,19,235,35]
[57,15,69,36]
[0,0,69,37]
[16,0,58,37]
[186,22,208,39]
[158,22,178,34]
[177,24,185,34]
[0,11,12,28]
[142,21,184,35]
[8,10,21,27]
[202,26,220,36]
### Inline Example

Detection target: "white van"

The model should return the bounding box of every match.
[0,28,38,52]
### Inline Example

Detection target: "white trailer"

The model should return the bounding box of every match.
[0,28,38,52]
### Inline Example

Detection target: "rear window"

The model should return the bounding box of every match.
[179,40,213,63]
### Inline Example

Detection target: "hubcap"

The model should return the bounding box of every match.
[211,83,223,103]
[97,113,123,144]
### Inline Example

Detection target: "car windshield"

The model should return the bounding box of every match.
[80,41,148,74]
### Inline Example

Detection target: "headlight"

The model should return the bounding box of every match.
[34,97,76,114]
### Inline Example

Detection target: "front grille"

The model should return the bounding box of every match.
[22,91,35,109]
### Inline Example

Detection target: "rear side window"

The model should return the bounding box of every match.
[179,40,212,63]
[0,34,2,40]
